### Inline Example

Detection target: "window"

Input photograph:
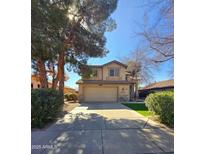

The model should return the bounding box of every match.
[109,69,114,76]
[92,69,98,77]
[37,84,40,88]
[109,68,119,77]
[31,83,33,89]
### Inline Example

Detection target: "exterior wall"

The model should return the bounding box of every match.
[31,80,52,89]
[79,83,130,102]
[31,76,52,89]
[31,79,42,89]
[118,85,130,102]
[85,62,127,81]
[102,63,126,80]
[79,84,84,102]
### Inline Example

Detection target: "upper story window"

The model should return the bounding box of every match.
[109,68,119,77]
[92,69,98,77]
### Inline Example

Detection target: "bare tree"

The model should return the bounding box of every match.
[123,47,158,98]
[136,0,174,63]
[125,48,158,84]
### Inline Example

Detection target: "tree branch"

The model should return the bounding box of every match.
[152,56,174,63]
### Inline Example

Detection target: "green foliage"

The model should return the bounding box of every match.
[69,94,78,102]
[31,0,118,64]
[79,65,93,79]
[64,0,118,74]
[64,93,78,102]
[123,103,148,110]
[31,0,68,61]
[31,88,63,128]
[31,0,118,86]
[64,93,70,100]
[123,103,154,117]
[145,91,174,126]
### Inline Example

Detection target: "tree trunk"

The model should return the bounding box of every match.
[58,50,65,94]
[135,82,139,99]
[52,76,58,89]
[52,63,60,89]
[51,63,56,89]
[53,50,65,93]
[52,22,78,92]
[52,19,81,92]
[37,59,48,88]
[135,73,139,100]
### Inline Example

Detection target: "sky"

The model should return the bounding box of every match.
[65,0,173,89]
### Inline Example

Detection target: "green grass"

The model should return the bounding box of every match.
[122,103,154,117]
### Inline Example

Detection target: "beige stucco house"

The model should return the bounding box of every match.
[76,60,136,103]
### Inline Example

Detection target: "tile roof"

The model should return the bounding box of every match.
[139,79,174,90]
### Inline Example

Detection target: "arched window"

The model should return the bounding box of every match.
[31,83,33,89]
[38,84,40,88]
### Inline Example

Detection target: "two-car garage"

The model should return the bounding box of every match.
[84,86,118,102]
[77,81,133,103]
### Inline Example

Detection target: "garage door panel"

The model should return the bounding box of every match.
[84,87,117,102]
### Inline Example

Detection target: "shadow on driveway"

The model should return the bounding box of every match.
[32,103,174,154]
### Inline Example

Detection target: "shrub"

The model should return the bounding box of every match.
[145,91,174,126]
[64,93,70,101]
[64,93,78,102]
[31,88,63,128]
[69,93,78,102]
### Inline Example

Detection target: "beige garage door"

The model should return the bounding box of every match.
[84,87,117,102]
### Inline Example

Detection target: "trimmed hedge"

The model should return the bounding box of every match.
[31,88,63,128]
[145,91,174,127]
[64,93,78,102]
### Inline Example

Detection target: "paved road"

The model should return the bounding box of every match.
[32,103,174,154]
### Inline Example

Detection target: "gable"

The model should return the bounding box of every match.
[102,60,127,68]
[82,60,128,81]
[103,62,123,70]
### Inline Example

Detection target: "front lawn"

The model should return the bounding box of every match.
[122,103,154,117]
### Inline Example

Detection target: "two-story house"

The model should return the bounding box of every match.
[76,60,136,102]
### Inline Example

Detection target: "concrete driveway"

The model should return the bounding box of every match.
[32,103,174,154]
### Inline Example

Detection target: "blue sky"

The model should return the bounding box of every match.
[66,0,173,89]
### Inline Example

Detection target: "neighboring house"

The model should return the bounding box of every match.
[64,86,78,95]
[138,79,174,98]
[31,75,42,89]
[31,75,77,94]
[76,60,136,103]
